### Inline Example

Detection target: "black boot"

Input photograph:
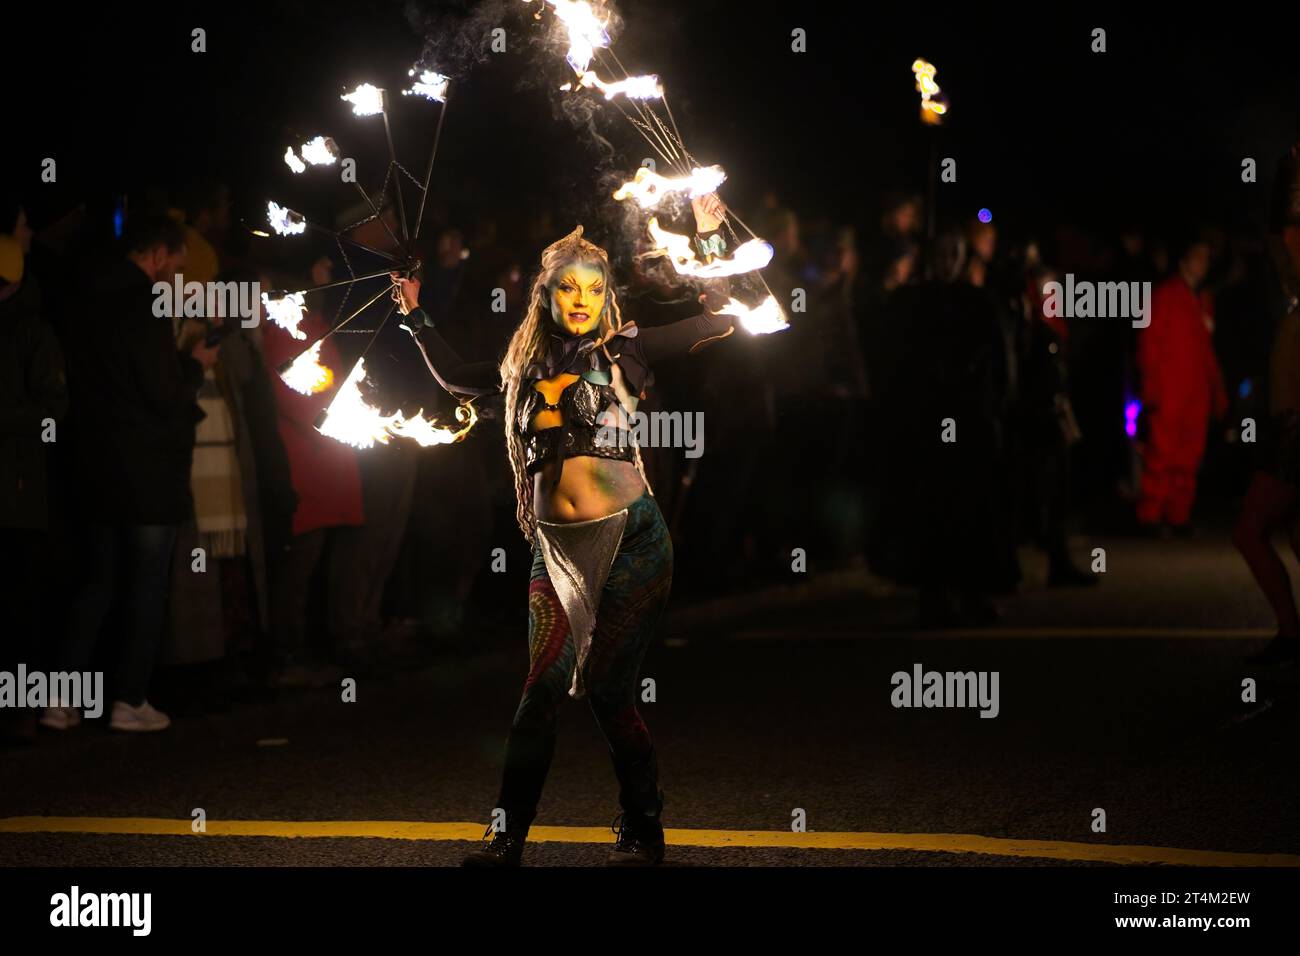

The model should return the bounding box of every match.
[462,808,535,867]
[606,743,665,866]
[607,789,665,866]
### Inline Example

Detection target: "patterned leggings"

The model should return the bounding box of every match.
[497,492,673,821]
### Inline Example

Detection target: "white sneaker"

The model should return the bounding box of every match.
[109,700,171,732]
[39,706,82,730]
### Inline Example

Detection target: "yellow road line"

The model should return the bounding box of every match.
[1,817,1296,866]
[731,627,1275,641]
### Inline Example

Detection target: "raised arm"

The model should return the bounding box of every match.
[392,274,500,398]
[690,192,734,309]
[638,192,737,361]
[637,306,735,362]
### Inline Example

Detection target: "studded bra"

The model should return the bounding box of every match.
[518,374,637,480]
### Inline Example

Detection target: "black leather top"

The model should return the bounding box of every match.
[518,375,637,479]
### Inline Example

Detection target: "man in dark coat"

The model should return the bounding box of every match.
[871,231,1018,624]
[0,228,69,743]
[43,214,218,732]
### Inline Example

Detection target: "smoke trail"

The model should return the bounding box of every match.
[403,0,516,78]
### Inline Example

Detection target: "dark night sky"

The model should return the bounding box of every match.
[6,1,1299,245]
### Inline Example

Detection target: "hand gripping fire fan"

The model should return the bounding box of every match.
[526,0,789,334]
[257,68,477,449]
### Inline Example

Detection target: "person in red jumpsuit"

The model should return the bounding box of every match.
[259,272,366,685]
[1136,238,1228,531]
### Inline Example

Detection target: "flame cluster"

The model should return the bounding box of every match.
[527,0,610,74]
[341,83,384,117]
[613,165,727,210]
[404,69,450,102]
[532,0,789,333]
[263,291,308,340]
[319,359,478,449]
[912,58,949,125]
[266,67,468,448]
[266,201,306,236]
[644,218,774,279]
[565,70,661,101]
[281,340,335,395]
[714,295,789,335]
[285,136,340,173]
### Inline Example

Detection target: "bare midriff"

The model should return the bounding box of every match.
[530,372,646,522]
[534,455,645,522]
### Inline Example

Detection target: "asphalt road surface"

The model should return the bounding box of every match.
[2,533,1297,867]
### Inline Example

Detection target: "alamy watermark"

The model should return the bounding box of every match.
[152,274,261,326]
[50,886,151,936]
[0,665,103,717]
[890,663,1000,718]
[1043,274,1151,328]
[597,410,704,458]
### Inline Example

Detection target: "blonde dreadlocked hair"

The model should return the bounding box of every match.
[501,225,647,544]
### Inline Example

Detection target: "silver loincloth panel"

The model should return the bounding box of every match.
[535,508,629,700]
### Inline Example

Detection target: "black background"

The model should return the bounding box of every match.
[6,1,1298,245]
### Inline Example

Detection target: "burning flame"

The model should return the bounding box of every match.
[574,70,661,100]
[912,58,949,124]
[319,359,478,449]
[613,165,727,209]
[644,218,773,278]
[280,340,336,395]
[526,0,611,74]
[404,69,449,102]
[530,2,656,103]
[341,83,384,117]
[388,402,478,447]
[300,136,339,166]
[263,291,307,340]
[912,59,940,97]
[713,295,788,335]
[267,201,306,236]
[286,138,339,173]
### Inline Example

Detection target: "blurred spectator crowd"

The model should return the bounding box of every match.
[3,136,1299,739]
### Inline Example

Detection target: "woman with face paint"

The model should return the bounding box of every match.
[392,193,733,866]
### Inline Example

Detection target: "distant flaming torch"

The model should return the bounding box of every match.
[613,165,727,209]
[283,147,306,174]
[317,358,478,449]
[644,218,773,278]
[912,58,949,125]
[341,83,384,117]
[267,201,306,236]
[404,69,449,102]
[280,340,336,395]
[714,295,788,335]
[262,290,307,340]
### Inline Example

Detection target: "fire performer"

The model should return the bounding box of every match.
[1232,138,1300,666]
[390,194,731,866]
